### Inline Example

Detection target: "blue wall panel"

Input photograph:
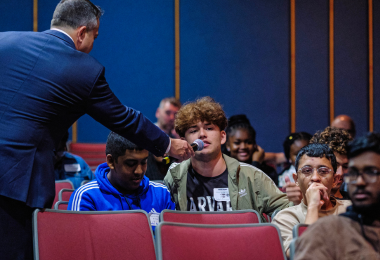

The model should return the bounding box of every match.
[0,0,33,31]
[38,0,175,143]
[334,0,368,136]
[295,0,329,135]
[374,0,380,133]
[180,0,290,152]
[2,1,378,147]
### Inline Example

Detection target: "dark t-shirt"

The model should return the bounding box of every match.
[186,166,232,211]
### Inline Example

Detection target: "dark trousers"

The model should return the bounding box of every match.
[0,195,35,260]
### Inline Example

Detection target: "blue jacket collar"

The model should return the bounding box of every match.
[42,29,76,50]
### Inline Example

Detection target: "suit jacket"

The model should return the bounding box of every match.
[0,30,169,208]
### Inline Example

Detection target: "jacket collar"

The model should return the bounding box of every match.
[42,29,76,50]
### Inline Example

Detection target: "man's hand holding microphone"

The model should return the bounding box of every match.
[165,138,205,163]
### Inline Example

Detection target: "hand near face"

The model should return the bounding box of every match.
[167,138,195,161]
[305,182,329,209]
[284,176,302,205]
[252,145,265,164]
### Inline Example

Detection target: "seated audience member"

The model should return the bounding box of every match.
[164,97,292,222]
[145,97,182,181]
[68,132,175,231]
[155,97,181,138]
[278,132,312,187]
[310,126,353,200]
[54,131,93,189]
[331,114,356,138]
[272,143,351,256]
[295,133,380,259]
[225,114,278,185]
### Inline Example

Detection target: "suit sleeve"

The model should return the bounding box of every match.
[84,68,169,157]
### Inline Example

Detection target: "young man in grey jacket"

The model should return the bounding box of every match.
[164,97,294,222]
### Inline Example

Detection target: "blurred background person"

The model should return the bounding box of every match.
[54,132,93,189]
[310,126,353,200]
[145,97,182,181]
[331,114,356,139]
[155,97,181,138]
[225,114,278,185]
[278,132,312,187]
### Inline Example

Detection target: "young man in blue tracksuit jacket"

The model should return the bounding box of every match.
[68,132,175,231]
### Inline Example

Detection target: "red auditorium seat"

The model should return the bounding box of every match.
[52,180,74,209]
[155,222,286,260]
[289,224,309,260]
[54,201,69,210]
[58,189,74,202]
[160,209,261,224]
[263,212,271,222]
[292,223,309,238]
[69,143,106,172]
[33,209,156,260]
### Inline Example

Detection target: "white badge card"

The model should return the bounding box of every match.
[64,163,81,172]
[149,213,159,227]
[213,188,230,202]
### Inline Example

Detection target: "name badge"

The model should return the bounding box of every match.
[213,188,230,202]
[64,164,81,172]
[150,213,159,226]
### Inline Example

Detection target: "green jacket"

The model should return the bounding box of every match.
[164,154,292,222]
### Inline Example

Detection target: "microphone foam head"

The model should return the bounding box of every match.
[193,139,204,151]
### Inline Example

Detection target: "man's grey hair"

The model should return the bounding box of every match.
[51,0,103,31]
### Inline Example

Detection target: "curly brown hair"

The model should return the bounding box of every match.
[174,97,228,137]
[310,126,353,155]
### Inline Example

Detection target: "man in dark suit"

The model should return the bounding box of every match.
[0,0,193,259]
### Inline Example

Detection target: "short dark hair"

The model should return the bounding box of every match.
[51,0,103,31]
[105,132,144,163]
[295,143,337,173]
[347,132,380,159]
[225,114,256,143]
[283,132,312,161]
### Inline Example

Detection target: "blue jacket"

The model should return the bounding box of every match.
[68,163,175,231]
[54,152,94,189]
[0,30,169,208]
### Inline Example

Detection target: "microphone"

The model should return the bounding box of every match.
[162,139,204,165]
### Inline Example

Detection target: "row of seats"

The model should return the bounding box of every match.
[34,209,309,260]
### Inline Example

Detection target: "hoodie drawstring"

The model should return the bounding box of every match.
[124,196,142,210]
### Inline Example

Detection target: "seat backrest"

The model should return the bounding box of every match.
[160,209,261,224]
[262,212,271,222]
[69,143,106,172]
[58,189,75,202]
[289,238,297,260]
[33,209,156,260]
[52,180,74,208]
[292,224,309,238]
[156,222,286,260]
[271,208,281,220]
[54,201,69,210]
